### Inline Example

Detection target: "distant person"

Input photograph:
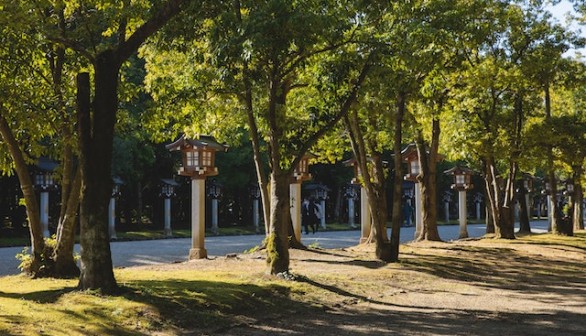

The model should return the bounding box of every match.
[302,198,311,234]
[309,198,320,234]
[403,199,413,227]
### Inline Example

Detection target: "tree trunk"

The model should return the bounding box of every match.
[496,169,516,239]
[389,92,406,262]
[53,165,82,277]
[266,172,291,274]
[343,109,390,260]
[76,66,118,293]
[0,113,46,275]
[544,82,563,234]
[415,129,441,241]
[517,179,531,234]
[369,155,391,261]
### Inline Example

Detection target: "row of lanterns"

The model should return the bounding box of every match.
[32,136,577,261]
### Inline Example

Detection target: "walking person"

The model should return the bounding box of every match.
[309,198,320,234]
[302,198,311,234]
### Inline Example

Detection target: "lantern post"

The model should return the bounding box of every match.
[542,181,552,229]
[291,153,315,242]
[343,184,359,228]
[160,178,180,237]
[442,191,453,223]
[444,166,475,239]
[166,134,227,259]
[206,179,222,235]
[249,184,261,232]
[108,177,123,240]
[35,157,58,238]
[474,192,484,221]
[35,171,55,238]
[343,158,371,243]
[401,144,424,239]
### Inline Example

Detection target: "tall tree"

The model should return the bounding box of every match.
[37,0,192,293]
[142,0,372,274]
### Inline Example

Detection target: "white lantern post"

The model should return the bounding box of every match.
[249,184,261,232]
[401,144,423,239]
[291,154,315,243]
[108,177,123,240]
[206,179,222,235]
[343,158,371,243]
[34,171,55,238]
[445,166,475,239]
[343,184,359,228]
[160,178,180,237]
[166,134,228,260]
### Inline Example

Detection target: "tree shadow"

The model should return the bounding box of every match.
[400,244,586,302]
[0,286,76,304]
[300,258,388,269]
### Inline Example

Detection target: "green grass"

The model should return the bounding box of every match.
[1,231,585,334]
[515,231,586,249]
[0,268,304,335]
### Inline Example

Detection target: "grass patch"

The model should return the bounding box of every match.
[1,230,585,335]
[514,231,586,250]
[0,268,308,335]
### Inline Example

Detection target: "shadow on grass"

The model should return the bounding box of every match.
[0,287,77,304]
[116,279,313,333]
[400,243,586,302]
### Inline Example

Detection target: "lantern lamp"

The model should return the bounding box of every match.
[444,165,475,191]
[206,179,223,199]
[293,153,317,182]
[160,178,180,198]
[249,184,261,199]
[166,134,228,178]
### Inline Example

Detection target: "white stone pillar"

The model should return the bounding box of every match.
[211,198,219,235]
[525,194,531,220]
[547,195,552,231]
[360,187,371,243]
[108,197,117,239]
[476,201,481,220]
[320,199,326,229]
[414,183,423,239]
[40,191,50,238]
[290,183,302,242]
[252,198,260,231]
[164,197,172,237]
[189,178,207,259]
[459,190,468,239]
[444,200,450,223]
[348,198,356,228]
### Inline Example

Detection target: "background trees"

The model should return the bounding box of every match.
[0,0,583,289]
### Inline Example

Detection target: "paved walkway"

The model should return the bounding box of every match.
[0,220,549,276]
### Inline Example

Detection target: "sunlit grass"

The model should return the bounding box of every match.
[515,230,586,249]
[0,268,301,335]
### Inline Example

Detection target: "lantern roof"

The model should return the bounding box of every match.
[400,143,444,162]
[166,134,228,152]
[343,157,357,166]
[303,183,331,192]
[112,176,124,185]
[299,152,317,161]
[443,165,475,176]
[342,157,388,167]
[160,178,180,187]
[37,156,58,172]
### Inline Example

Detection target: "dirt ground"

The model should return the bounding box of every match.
[139,236,586,335]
